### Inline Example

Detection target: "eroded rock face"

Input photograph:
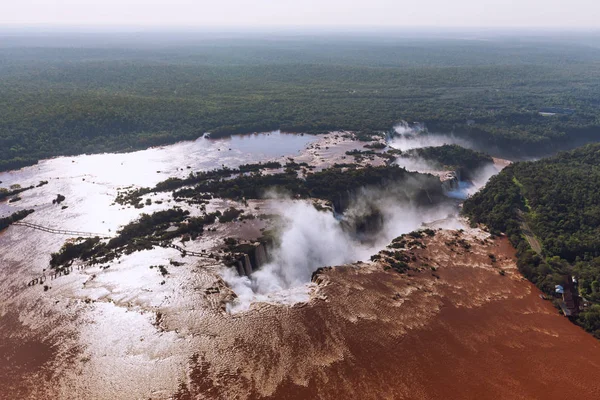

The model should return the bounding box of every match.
[254,243,268,270]
[441,170,460,192]
[236,260,245,276]
[234,241,271,277]
[175,229,600,400]
[242,254,253,276]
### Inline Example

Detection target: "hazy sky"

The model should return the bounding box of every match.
[1,0,599,28]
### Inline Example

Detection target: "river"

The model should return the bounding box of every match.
[0,129,504,399]
[0,131,316,399]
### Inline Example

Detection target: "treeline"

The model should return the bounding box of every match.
[463,144,600,338]
[0,209,34,231]
[402,144,493,178]
[116,161,285,206]
[119,164,446,211]
[1,39,600,171]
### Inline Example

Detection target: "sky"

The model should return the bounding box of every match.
[1,0,599,29]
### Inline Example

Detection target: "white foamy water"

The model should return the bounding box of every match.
[0,131,314,233]
[0,131,317,399]
[222,124,506,312]
[223,194,461,313]
[388,122,473,152]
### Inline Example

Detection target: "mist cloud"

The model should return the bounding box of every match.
[220,121,502,313]
[389,121,473,152]
[222,185,458,313]
[394,156,441,173]
[444,162,500,199]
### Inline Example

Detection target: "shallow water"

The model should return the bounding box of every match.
[0,129,508,399]
[0,131,314,231]
[0,131,317,399]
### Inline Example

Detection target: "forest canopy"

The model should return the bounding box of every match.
[401,144,493,178]
[1,34,600,171]
[463,144,600,337]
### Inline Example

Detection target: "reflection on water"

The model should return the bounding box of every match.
[0,128,508,399]
[0,131,313,189]
[0,131,317,399]
[228,132,313,158]
[0,131,315,234]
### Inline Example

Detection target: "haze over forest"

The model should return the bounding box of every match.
[2,2,600,399]
[3,0,600,28]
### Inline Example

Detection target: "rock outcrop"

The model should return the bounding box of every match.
[441,170,460,193]
[234,241,271,277]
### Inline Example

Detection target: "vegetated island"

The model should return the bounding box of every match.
[50,163,449,274]
[399,144,494,178]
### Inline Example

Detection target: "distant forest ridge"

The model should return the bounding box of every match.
[1,34,600,171]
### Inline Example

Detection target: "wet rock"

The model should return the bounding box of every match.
[243,254,253,276]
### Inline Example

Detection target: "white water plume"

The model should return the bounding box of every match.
[344,184,459,248]
[222,122,504,313]
[223,188,458,313]
[443,162,501,199]
[224,200,366,312]
[393,121,426,136]
[394,156,441,173]
[389,121,473,152]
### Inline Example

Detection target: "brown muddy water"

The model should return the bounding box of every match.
[0,132,318,399]
[1,130,597,400]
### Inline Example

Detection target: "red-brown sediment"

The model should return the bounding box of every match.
[2,219,600,399]
[176,230,600,399]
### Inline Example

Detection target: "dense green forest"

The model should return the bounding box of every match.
[463,144,600,338]
[117,163,446,211]
[401,144,493,178]
[1,33,600,171]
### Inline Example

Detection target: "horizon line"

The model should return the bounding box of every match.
[1,23,599,33]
